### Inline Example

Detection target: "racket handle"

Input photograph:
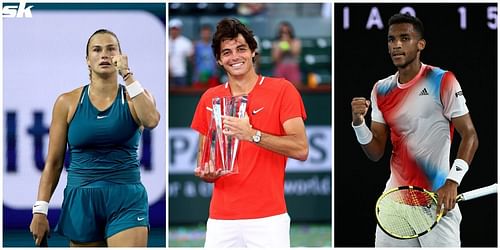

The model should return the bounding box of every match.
[459,183,498,201]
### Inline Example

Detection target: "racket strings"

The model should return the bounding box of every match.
[377,189,438,238]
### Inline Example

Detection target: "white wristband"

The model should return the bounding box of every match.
[32,201,49,215]
[126,81,145,99]
[352,121,373,145]
[447,159,469,185]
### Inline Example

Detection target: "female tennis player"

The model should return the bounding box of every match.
[29,29,160,247]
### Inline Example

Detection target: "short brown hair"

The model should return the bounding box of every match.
[212,18,258,61]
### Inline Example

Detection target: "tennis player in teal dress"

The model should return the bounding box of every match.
[29,29,160,247]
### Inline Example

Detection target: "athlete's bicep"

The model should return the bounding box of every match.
[283,117,308,160]
[45,95,70,171]
[451,113,476,136]
[142,89,156,105]
[283,117,307,139]
[371,121,389,143]
[362,121,389,161]
[451,113,478,164]
[283,117,308,148]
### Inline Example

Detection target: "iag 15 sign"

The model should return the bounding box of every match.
[341,5,497,30]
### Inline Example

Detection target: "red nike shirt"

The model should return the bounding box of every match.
[191,75,307,219]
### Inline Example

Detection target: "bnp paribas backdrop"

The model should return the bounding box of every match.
[3,0,166,238]
[335,3,497,247]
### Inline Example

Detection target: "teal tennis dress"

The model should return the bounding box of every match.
[54,84,149,242]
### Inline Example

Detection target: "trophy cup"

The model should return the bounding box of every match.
[200,95,248,175]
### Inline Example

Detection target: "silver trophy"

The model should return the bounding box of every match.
[200,95,248,175]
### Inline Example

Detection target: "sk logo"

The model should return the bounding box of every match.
[2,0,34,18]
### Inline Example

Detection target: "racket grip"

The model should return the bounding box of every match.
[460,183,498,201]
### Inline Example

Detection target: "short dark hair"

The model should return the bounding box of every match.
[388,13,424,39]
[212,18,258,61]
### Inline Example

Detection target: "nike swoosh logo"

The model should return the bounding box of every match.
[252,107,264,115]
[137,217,145,221]
[97,115,107,119]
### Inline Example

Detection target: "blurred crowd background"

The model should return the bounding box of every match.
[168,2,332,90]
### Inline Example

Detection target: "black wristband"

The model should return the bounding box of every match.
[123,71,133,81]
[119,68,130,77]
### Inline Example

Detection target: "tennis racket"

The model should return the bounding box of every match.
[376,183,497,239]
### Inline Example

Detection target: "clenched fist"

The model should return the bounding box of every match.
[111,54,129,76]
[351,97,370,126]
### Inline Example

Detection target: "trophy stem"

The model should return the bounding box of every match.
[210,130,216,164]
[213,99,226,171]
[230,96,247,172]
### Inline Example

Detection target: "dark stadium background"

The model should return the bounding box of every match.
[334,3,497,247]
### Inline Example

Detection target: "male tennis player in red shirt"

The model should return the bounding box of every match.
[191,18,309,248]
